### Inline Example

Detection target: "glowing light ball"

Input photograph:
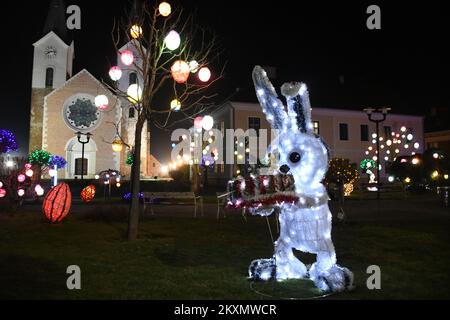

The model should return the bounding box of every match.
[386,140,392,146]
[404,177,411,183]
[25,163,32,170]
[194,116,203,130]
[127,84,142,103]
[0,188,6,198]
[414,142,420,149]
[189,60,199,73]
[48,169,57,177]
[202,115,214,131]
[17,189,25,197]
[164,30,181,51]
[388,176,395,182]
[0,182,2,188]
[25,169,34,178]
[407,134,413,141]
[158,2,171,16]
[432,170,439,179]
[17,174,26,183]
[372,133,377,139]
[400,126,407,132]
[198,67,211,82]
[6,160,14,168]
[433,153,439,159]
[171,60,190,84]
[120,50,134,66]
[109,66,122,81]
[95,94,109,110]
[81,185,96,203]
[412,158,420,165]
[42,183,72,223]
[170,99,181,111]
[112,139,124,152]
[130,24,143,39]
[35,185,44,197]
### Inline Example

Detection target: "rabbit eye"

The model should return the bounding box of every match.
[289,152,301,164]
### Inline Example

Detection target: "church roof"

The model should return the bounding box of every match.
[43,0,70,44]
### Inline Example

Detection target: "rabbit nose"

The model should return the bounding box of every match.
[279,165,290,174]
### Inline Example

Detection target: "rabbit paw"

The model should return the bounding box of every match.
[248,258,276,281]
[309,264,354,292]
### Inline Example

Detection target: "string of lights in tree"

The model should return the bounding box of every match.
[364,126,420,168]
[0,163,45,200]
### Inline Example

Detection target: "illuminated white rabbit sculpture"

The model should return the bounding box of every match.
[249,66,354,292]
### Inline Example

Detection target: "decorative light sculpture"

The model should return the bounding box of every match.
[198,67,211,82]
[158,2,171,16]
[171,60,190,83]
[130,25,143,39]
[17,189,25,197]
[95,95,109,110]
[109,66,122,81]
[194,116,203,130]
[164,30,181,50]
[0,188,6,198]
[202,115,214,131]
[35,184,44,197]
[170,99,181,111]
[120,50,134,66]
[81,185,96,203]
[17,174,26,183]
[189,60,199,73]
[127,84,142,103]
[42,183,72,223]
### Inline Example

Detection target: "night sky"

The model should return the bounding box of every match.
[0,0,448,162]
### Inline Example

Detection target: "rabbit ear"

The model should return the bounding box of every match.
[281,82,314,134]
[253,66,288,130]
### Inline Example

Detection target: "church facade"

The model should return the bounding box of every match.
[29,1,158,179]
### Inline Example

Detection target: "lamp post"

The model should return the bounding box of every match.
[76,131,92,181]
[364,107,390,200]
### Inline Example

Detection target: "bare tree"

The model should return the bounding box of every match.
[105,1,223,240]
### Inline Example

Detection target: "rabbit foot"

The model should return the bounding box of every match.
[248,258,276,281]
[309,264,354,292]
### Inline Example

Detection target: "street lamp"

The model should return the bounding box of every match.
[76,131,92,181]
[364,107,390,200]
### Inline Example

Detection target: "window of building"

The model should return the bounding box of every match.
[129,72,137,85]
[248,117,261,135]
[129,107,135,118]
[360,124,369,141]
[75,158,88,176]
[339,123,349,141]
[45,67,54,88]
[313,121,320,135]
[384,126,392,137]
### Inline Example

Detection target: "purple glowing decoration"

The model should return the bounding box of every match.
[123,192,144,201]
[200,155,215,169]
[49,155,67,169]
[0,130,19,154]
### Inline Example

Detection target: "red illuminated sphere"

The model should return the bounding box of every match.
[81,185,96,203]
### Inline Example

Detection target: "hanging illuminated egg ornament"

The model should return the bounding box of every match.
[189,60,199,73]
[170,99,181,111]
[202,115,214,131]
[25,169,34,178]
[18,189,25,197]
[35,185,44,197]
[171,60,190,84]
[194,116,203,130]
[198,67,211,82]
[164,30,181,51]
[17,174,26,183]
[120,50,134,66]
[0,188,6,198]
[127,84,142,103]
[81,185,96,203]
[130,25,143,39]
[42,183,72,223]
[95,95,109,110]
[158,2,171,16]
[109,66,122,81]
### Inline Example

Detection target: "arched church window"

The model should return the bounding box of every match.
[45,67,54,88]
[129,72,137,85]
[129,107,135,118]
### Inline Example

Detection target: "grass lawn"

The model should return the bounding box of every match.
[1,202,450,300]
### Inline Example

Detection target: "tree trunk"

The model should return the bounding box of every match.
[127,117,145,241]
[191,165,201,195]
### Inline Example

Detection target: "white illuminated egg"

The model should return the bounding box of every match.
[35,185,44,197]
[202,115,214,131]
[109,66,122,81]
[120,50,134,66]
[198,67,211,82]
[400,126,407,132]
[158,2,171,16]
[407,134,413,141]
[127,84,142,103]
[25,169,34,178]
[388,176,395,183]
[164,30,181,51]
[170,99,181,111]
[95,95,109,110]
[414,142,420,149]
[49,169,57,177]
[194,116,203,129]
[189,60,199,73]
[17,189,25,197]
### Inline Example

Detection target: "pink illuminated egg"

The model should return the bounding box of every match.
[17,174,26,183]
[194,116,203,129]
[25,169,34,177]
[17,189,25,197]
[120,50,134,66]
[25,163,32,170]
[0,189,6,198]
